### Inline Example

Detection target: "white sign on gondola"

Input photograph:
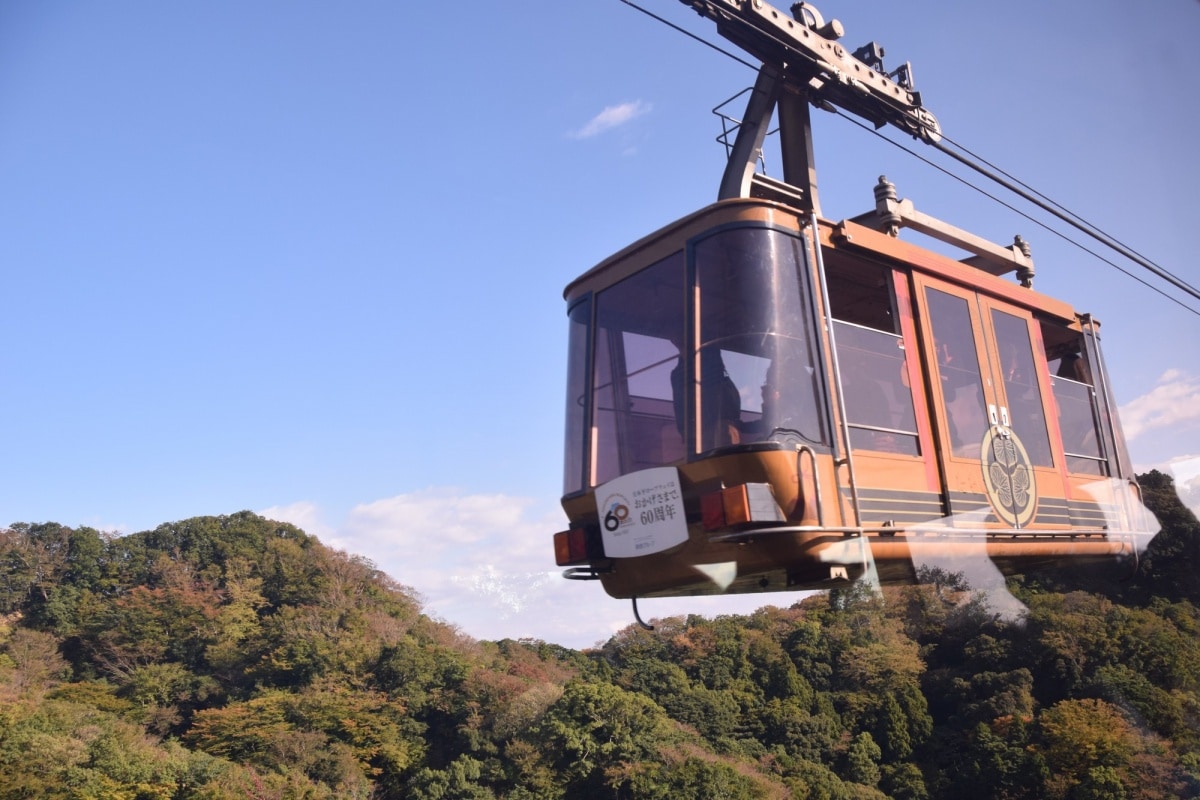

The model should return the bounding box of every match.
[595,466,688,558]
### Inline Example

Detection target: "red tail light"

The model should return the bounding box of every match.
[553,527,593,566]
[700,484,784,531]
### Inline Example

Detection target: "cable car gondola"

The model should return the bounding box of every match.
[552,0,1155,601]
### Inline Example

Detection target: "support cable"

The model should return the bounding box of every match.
[930,133,1200,306]
[617,0,758,71]
[938,133,1179,287]
[617,0,1200,317]
[832,110,1200,317]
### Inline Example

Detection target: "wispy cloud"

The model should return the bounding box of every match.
[570,100,651,139]
[262,489,606,644]
[260,488,777,649]
[1119,369,1200,441]
[259,500,334,541]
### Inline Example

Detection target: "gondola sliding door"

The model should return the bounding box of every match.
[913,274,1069,529]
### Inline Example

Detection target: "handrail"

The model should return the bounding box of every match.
[795,443,825,528]
[810,213,863,530]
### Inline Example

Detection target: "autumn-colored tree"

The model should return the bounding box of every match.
[3,510,1200,798]
[0,628,70,699]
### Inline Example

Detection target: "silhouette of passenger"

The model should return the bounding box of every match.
[1056,352,1092,384]
[935,337,987,454]
[671,347,741,449]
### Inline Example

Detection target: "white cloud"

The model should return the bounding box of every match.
[260,488,787,650]
[336,489,553,599]
[1119,369,1200,441]
[570,100,651,139]
[264,489,606,646]
[259,500,334,541]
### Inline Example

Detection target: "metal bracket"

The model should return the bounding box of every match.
[681,0,940,142]
[850,176,1036,286]
[689,0,940,214]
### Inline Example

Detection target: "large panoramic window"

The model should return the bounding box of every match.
[693,227,827,452]
[589,253,686,487]
[835,321,920,456]
[565,226,830,491]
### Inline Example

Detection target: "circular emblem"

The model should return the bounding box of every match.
[601,495,631,532]
[980,427,1037,528]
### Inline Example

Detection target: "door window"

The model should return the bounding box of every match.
[991,309,1053,467]
[925,288,989,457]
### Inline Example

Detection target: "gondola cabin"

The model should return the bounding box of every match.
[553,0,1152,600]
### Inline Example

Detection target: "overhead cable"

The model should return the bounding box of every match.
[832,110,1200,317]
[619,0,1200,317]
[929,133,1200,307]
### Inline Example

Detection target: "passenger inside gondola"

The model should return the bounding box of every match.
[1051,348,1105,474]
[671,346,742,450]
[926,288,989,456]
[991,312,1054,465]
[1057,352,1092,384]
[997,339,1053,466]
[743,354,814,442]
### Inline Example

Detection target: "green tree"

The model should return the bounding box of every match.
[203,556,269,683]
[845,731,881,787]
[0,523,72,618]
[1075,766,1126,800]
[880,762,929,800]
[632,749,787,799]
[408,755,497,800]
[525,680,677,796]
[952,719,1047,800]
[185,691,295,765]
[1023,592,1119,702]
[84,565,221,679]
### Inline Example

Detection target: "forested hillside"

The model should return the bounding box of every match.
[1,473,1198,799]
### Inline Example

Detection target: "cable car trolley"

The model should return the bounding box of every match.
[552,0,1155,603]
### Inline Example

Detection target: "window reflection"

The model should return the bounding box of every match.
[1041,322,1108,476]
[1049,348,1106,475]
[822,249,920,456]
[591,253,686,486]
[562,299,590,495]
[835,321,920,456]
[926,289,989,456]
[991,310,1053,467]
[575,227,830,489]
[694,228,827,451]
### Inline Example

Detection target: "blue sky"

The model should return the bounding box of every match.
[3,0,1198,649]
